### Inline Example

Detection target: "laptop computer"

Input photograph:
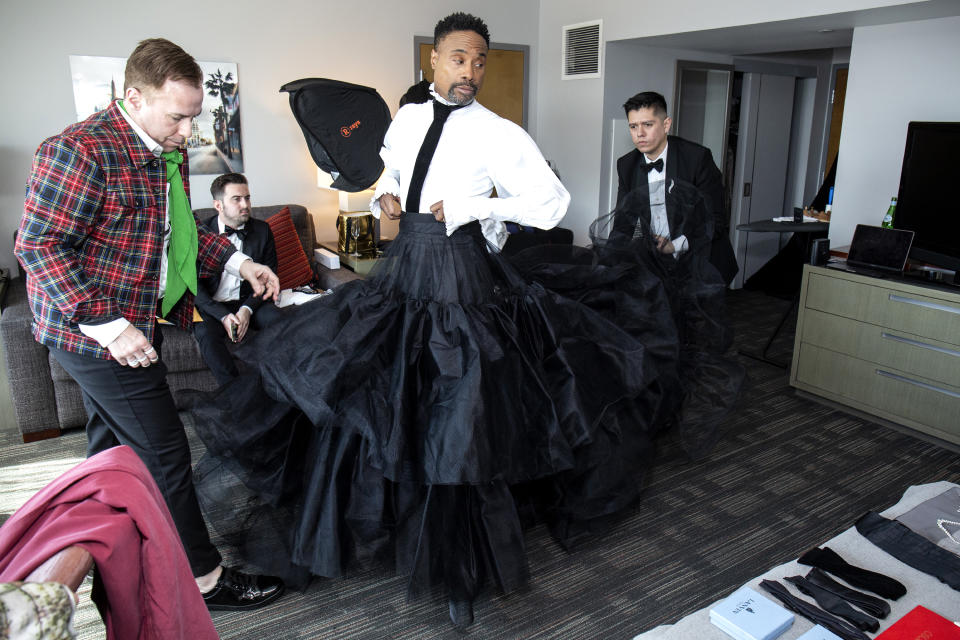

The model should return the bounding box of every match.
[844,224,915,276]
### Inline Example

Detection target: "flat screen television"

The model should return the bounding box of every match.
[894,121,960,272]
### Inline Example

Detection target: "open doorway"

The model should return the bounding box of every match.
[725,57,834,289]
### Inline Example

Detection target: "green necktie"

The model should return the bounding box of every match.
[160,149,198,316]
[116,100,197,316]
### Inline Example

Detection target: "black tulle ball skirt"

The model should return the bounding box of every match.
[187,213,679,602]
[510,182,745,461]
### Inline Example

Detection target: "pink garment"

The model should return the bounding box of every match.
[0,446,218,640]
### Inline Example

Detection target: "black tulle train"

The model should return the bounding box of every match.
[186,184,742,608]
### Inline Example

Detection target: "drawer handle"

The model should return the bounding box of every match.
[880,332,960,358]
[876,369,960,399]
[889,294,960,315]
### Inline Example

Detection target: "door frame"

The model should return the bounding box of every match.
[672,60,735,181]
[818,62,849,185]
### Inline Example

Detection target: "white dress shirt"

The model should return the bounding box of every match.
[79,104,251,347]
[644,144,687,257]
[372,86,570,249]
[212,219,253,319]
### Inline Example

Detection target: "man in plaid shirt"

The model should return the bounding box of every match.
[16,38,285,611]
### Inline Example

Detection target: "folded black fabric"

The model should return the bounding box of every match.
[805,567,890,619]
[759,580,871,640]
[856,510,960,592]
[798,546,906,599]
[785,575,879,632]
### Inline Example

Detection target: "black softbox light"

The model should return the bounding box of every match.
[280,78,391,192]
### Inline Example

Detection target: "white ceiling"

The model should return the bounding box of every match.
[616,0,960,55]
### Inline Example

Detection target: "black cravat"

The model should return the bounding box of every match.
[405,100,465,213]
[798,546,906,600]
[640,158,664,173]
[223,226,247,241]
[804,568,890,619]
[760,580,870,640]
[856,511,960,592]
[784,575,879,632]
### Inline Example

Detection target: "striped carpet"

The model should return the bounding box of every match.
[2,289,959,639]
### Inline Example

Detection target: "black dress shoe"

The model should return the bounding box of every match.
[202,567,285,611]
[448,597,474,628]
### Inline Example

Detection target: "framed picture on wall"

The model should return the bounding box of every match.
[69,55,244,174]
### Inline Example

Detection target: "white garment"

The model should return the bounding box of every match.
[644,144,688,257]
[79,104,250,347]
[371,88,569,249]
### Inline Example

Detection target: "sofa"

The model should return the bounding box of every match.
[1,204,360,443]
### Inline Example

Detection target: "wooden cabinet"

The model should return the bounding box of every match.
[791,265,960,445]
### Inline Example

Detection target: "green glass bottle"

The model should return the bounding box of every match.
[881,196,897,229]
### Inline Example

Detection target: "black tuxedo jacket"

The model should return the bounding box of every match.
[195,215,278,321]
[616,136,737,282]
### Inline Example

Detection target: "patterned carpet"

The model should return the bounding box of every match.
[2,289,959,639]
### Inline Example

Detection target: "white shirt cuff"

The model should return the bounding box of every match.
[79,318,130,348]
[673,235,689,256]
[371,179,401,218]
[441,197,483,236]
[225,251,251,276]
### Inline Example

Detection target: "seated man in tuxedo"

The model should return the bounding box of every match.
[193,173,284,384]
[615,91,738,283]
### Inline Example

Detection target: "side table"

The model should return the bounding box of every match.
[736,220,829,368]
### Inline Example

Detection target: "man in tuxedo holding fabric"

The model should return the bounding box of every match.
[615,91,738,283]
[194,173,283,384]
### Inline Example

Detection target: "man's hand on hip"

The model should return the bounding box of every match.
[379,194,403,220]
[430,200,445,223]
[238,259,281,302]
[107,324,159,368]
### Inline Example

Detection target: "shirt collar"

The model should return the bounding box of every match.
[645,142,668,166]
[217,218,245,234]
[117,100,164,157]
[429,83,475,109]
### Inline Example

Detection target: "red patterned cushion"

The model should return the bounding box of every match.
[265,207,314,290]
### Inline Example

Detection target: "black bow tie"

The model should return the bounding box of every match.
[640,158,664,173]
[222,226,247,240]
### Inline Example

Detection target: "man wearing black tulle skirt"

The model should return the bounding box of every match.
[188,12,685,631]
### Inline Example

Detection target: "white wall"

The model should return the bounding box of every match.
[598,42,732,234]
[830,15,960,247]
[535,0,952,241]
[0,0,541,274]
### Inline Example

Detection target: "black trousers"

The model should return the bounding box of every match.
[193,300,284,386]
[51,330,222,577]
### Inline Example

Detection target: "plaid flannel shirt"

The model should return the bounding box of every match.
[16,101,235,359]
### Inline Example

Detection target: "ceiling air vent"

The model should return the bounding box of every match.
[562,20,602,80]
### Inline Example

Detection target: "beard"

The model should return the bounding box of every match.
[446,81,478,105]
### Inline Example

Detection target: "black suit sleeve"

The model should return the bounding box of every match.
[675,192,711,257]
[195,217,232,322]
[615,154,633,209]
[691,146,723,239]
[194,284,231,323]
[240,223,278,313]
